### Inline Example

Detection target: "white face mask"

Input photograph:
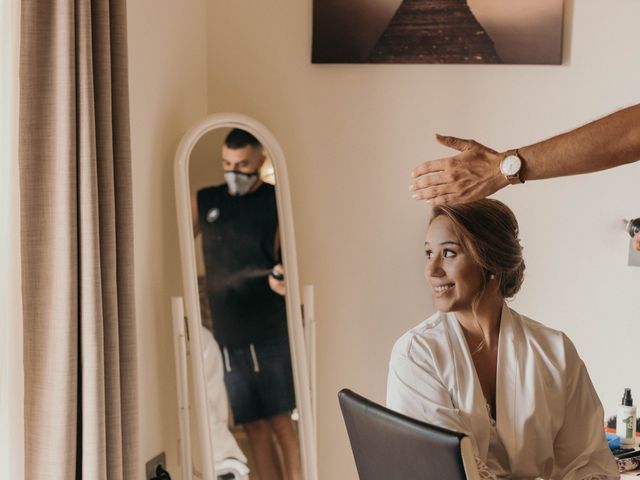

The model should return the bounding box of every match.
[224,170,259,196]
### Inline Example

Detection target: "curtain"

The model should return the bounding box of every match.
[19,1,138,478]
[0,0,24,478]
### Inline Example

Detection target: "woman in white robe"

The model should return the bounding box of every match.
[387,199,618,480]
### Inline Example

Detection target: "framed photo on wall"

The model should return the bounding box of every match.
[312,0,565,64]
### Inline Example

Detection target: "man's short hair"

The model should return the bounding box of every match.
[224,128,262,150]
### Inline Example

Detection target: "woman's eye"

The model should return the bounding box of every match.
[443,249,456,258]
[425,250,433,259]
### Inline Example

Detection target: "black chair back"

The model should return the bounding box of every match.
[338,389,479,480]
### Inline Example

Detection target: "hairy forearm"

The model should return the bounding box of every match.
[519,104,640,180]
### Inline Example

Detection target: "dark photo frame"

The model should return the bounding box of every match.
[312,0,565,64]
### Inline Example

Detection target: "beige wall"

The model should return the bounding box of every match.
[205,0,640,478]
[190,128,230,193]
[127,0,208,477]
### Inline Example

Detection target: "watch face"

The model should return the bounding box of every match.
[501,155,521,176]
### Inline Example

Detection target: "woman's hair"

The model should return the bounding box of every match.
[430,199,525,299]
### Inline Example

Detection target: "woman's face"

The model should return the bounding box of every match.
[424,215,485,313]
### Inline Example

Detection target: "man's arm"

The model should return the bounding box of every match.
[268,226,286,296]
[191,192,200,237]
[410,103,640,205]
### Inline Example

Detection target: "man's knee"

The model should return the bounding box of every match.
[268,413,295,432]
[243,419,270,435]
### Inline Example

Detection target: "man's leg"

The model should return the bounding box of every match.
[252,337,299,479]
[243,419,282,480]
[269,414,301,480]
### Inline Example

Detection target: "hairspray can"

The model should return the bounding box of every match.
[617,388,637,447]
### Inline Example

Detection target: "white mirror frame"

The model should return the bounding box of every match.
[174,113,317,480]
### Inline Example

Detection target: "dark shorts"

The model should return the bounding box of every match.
[221,336,296,425]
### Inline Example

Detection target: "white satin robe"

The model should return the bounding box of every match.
[201,325,247,464]
[387,305,618,480]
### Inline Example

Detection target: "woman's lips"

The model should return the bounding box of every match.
[433,284,454,296]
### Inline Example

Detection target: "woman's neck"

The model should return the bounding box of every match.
[455,294,503,349]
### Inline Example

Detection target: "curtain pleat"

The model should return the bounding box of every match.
[19,1,138,479]
[0,0,25,478]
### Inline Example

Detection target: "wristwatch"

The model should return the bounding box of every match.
[500,150,525,185]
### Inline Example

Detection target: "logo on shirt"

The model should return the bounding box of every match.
[206,208,220,223]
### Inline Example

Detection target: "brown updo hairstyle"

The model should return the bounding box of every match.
[430,199,525,300]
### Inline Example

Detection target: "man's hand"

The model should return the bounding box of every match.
[268,264,286,296]
[410,134,510,205]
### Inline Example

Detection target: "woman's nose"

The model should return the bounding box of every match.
[425,258,444,277]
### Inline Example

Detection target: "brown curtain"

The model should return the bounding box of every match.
[19,1,138,478]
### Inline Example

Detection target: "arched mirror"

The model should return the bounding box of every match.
[174,113,317,480]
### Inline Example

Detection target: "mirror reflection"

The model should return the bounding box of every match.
[190,128,301,480]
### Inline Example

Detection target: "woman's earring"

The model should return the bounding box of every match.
[489,273,496,280]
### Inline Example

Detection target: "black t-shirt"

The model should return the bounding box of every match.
[197,182,287,346]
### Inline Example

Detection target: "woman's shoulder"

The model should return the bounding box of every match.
[511,308,562,335]
[391,311,449,360]
[509,308,576,356]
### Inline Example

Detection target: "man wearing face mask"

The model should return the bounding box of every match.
[192,129,301,480]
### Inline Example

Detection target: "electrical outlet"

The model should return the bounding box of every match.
[145,452,166,480]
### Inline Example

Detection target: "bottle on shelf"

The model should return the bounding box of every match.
[617,388,637,447]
